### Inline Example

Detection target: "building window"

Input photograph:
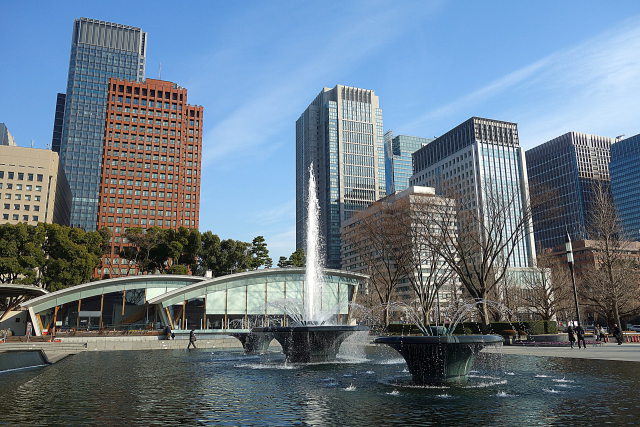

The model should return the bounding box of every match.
[32,216,38,222]
[17,173,24,180]
[37,174,43,182]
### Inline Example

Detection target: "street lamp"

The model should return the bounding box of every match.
[565,231,581,327]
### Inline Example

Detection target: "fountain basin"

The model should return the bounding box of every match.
[374,335,503,384]
[252,325,368,363]
[230,332,274,354]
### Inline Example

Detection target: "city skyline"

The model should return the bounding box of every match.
[3,2,640,257]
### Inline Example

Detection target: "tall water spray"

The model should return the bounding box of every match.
[304,163,323,323]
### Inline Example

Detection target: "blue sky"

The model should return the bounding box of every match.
[2,1,640,259]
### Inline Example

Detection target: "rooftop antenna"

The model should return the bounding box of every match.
[158,62,162,80]
[31,139,34,148]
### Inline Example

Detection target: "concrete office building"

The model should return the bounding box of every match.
[0,123,16,146]
[342,186,459,315]
[384,131,433,195]
[610,133,640,241]
[97,78,203,277]
[0,146,71,226]
[525,132,614,251]
[411,117,536,269]
[56,18,147,230]
[296,85,385,269]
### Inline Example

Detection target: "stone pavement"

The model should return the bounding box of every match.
[483,342,640,362]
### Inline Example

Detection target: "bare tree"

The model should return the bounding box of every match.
[580,184,640,328]
[402,194,457,327]
[423,181,538,327]
[343,200,412,327]
[517,253,574,321]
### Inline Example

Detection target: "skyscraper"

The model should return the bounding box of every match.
[384,132,433,194]
[525,132,614,251]
[57,18,147,230]
[296,85,385,269]
[610,133,640,241]
[411,117,536,269]
[97,78,203,277]
[0,123,17,146]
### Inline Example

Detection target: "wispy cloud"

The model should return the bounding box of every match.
[198,3,441,168]
[404,15,640,147]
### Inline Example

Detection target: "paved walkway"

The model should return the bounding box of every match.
[483,342,640,362]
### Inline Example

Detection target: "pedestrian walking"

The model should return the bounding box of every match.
[575,325,586,349]
[612,324,623,345]
[598,325,607,343]
[567,326,576,349]
[187,328,197,350]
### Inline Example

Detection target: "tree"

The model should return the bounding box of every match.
[277,256,291,268]
[423,182,539,327]
[249,236,272,269]
[580,184,640,328]
[343,199,412,327]
[288,249,305,267]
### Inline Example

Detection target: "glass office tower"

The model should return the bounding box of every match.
[525,132,614,251]
[384,132,433,194]
[296,85,385,269]
[610,134,640,241]
[411,117,536,268]
[57,18,146,230]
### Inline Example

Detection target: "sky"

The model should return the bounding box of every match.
[2,1,640,259]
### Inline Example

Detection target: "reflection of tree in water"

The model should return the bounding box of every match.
[125,289,145,305]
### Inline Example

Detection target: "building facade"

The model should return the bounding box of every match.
[0,146,71,225]
[57,18,147,230]
[610,133,640,241]
[525,132,614,251]
[296,85,385,269]
[51,94,66,153]
[342,186,459,317]
[0,123,16,146]
[384,132,433,195]
[411,117,536,269]
[97,78,203,277]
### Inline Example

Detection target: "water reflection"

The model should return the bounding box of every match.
[1,348,639,425]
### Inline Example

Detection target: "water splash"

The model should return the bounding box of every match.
[304,162,323,323]
[344,384,357,391]
[386,390,400,396]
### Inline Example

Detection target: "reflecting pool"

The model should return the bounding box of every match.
[1,345,639,425]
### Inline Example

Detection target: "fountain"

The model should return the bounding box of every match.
[374,301,503,384]
[252,163,367,362]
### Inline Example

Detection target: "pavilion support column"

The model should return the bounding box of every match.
[76,299,82,329]
[27,307,42,336]
[98,294,104,329]
[182,300,186,330]
[122,290,126,316]
[52,306,59,338]
[244,286,248,328]
[161,307,173,329]
[224,288,228,329]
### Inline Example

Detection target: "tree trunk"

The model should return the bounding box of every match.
[613,300,622,331]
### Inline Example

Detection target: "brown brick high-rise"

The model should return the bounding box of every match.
[97,78,203,277]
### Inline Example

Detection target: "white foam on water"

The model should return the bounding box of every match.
[342,374,353,377]
[401,368,409,373]
[344,384,357,391]
[535,374,550,378]
[543,388,562,394]
[386,390,400,396]
[552,377,575,383]
[378,358,406,365]
[556,384,574,388]
[468,374,502,380]
[464,380,508,388]
[496,391,517,397]
[365,370,375,374]
[504,372,515,376]
[436,394,453,399]
[234,363,300,370]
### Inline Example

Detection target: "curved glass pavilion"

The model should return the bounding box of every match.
[20,269,367,336]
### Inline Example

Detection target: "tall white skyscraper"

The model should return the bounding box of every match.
[296,85,385,268]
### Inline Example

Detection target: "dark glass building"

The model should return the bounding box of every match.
[610,134,640,241]
[58,18,147,230]
[384,132,433,194]
[525,131,614,251]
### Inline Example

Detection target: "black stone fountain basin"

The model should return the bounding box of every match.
[230,332,274,354]
[252,325,369,363]
[374,335,503,384]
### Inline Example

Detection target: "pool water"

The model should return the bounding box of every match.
[1,345,638,425]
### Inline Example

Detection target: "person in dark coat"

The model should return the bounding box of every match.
[575,325,586,349]
[164,325,172,340]
[567,326,576,349]
[612,324,623,345]
[187,328,197,350]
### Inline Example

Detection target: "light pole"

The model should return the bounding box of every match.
[565,231,581,327]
